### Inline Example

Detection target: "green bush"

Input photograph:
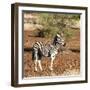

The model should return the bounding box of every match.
[39,26,60,38]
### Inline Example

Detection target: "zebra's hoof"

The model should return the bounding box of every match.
[34,69,38,72]
[49,67,53,71]
[34,70,37,72]
[40,69,43,72]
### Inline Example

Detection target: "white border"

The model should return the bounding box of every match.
[18,6,86,84]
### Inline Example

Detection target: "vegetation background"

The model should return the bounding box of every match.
[24,12,80,39]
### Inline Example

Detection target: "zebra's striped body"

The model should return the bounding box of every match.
[32,34,65,71]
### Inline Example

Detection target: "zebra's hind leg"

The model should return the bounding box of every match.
[34,60,38,72]
[38,60,43,71]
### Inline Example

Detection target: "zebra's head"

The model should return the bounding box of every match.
[53,33,66,48]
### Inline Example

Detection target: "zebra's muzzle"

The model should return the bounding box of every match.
[63,42,66,47]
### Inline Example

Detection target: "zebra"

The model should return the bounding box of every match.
[32,34,66,71]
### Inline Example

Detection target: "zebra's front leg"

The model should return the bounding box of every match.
[50,55,55,71]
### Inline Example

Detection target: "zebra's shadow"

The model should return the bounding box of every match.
[24,47,33,52]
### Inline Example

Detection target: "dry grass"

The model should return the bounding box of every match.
[24,30,80,77]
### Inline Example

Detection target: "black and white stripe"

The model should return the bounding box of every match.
[32,34,66,71]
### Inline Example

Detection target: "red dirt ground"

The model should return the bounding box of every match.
[24,29,80,77]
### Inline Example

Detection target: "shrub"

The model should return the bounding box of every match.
[38,26,60,38]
